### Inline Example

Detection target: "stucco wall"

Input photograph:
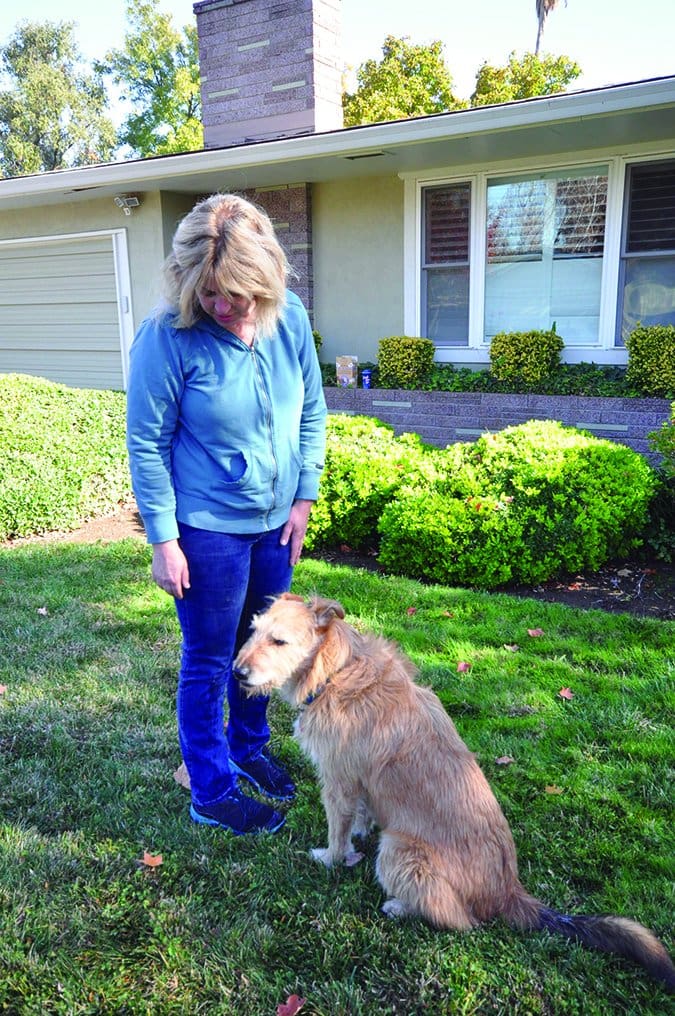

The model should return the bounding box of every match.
[312,175,404,364]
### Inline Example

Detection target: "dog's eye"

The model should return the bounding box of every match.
[271,637,288,646]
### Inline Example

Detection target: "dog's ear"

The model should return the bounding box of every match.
[309,597,346,628]
[278,592,305,603]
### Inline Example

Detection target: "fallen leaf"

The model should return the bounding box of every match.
[142,851,163,868]
[277,995,306,1016]
[0,685,7,694]
[173,763,190,789]
[37,606,49,616]
[495,756,514,766]
[617,568,633,577]
[457,661,472,672]
[545,785,564,795]
[339,544,352,554]
[503,643,520,652]
[527,628,544,637]
[442,610,454,617]
[558,687,574,700]
[406,606,417,616]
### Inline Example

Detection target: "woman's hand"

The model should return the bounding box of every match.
[152,540,191,599]
[280,499,314,566]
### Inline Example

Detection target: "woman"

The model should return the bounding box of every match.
[126,193,327,835]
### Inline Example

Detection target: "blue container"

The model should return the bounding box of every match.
[362,368,372,389]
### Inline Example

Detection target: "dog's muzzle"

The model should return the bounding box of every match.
[232,665,251,686]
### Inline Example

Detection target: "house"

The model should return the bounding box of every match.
[0,0,673,391]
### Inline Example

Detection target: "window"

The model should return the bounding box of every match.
[422,183,470,346]
[484,167,608,345]
[618,160,675,344]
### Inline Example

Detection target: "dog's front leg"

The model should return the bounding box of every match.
[311,782,361,867]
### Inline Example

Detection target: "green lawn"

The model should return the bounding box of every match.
[0,539,672,1014]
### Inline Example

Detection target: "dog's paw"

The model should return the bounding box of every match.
[310,847,334,866]
[344,850,364,867]
[382,898,408,920]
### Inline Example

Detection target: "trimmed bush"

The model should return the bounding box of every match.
[625,324,675,397]
[378,420,656,588]
[377,335,435,388]
[645,401,675,561]
[489,328,564,385]
[0,373,131,540]
[304,414,441,552]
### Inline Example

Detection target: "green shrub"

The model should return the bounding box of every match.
[377,420,656,588]
[377,488,521,588]
[489,328,564,385]
[0,374,131,540]
[312,329,323,355]
[644,401,675,561]
[377,335,435,388]
[625,324,675,397]
[304,414,441,552]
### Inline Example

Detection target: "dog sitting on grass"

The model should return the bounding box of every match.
[233,592,675,991]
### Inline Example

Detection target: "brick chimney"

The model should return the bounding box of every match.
[193,0,343,149]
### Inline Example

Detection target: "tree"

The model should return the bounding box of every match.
[535,0,566,56]
[471,51,581,107]
[343,35,465,127]
[0,20,116,177]
[96,0,202,157]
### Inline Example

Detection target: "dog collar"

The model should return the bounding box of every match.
[300,679,330,709]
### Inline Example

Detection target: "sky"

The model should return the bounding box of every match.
[0,0,673,108]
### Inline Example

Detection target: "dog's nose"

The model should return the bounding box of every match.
[232,665,248,683]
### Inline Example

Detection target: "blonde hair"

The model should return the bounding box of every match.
[162,193,291,338]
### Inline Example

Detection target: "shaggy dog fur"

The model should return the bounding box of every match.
[234,593,674,990]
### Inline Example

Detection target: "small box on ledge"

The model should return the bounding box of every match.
[336,355,358,388]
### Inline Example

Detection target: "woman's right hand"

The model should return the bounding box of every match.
[152,540,191,599]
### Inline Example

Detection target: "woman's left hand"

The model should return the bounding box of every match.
[280,498,314,566]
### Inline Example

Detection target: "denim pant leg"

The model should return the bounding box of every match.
[175,525,250,808]
[226,526,294,763]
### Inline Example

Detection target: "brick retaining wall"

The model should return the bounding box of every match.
[324,388,672,462]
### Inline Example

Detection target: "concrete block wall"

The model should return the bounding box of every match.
[324,388,672,462]
[193,0,343,149]
[247,184,313,314]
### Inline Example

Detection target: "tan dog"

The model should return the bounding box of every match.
[234,593,674,990]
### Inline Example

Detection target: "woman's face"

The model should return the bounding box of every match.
[197,280,257,336]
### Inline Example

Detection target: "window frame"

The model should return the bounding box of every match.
[403,153,675,366]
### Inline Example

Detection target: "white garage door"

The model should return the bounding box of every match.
[0,230,134,390]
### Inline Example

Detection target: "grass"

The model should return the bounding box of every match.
[0,539,673,1014]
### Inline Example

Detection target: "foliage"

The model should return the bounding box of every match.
[342,35,465,127]
[0,20,116,176]
[0,374,131,540]
[625,324,675,399]
[304,415,440,551]
[312,330,323,356]
[377,335,435,388]
[489,328,565,385]
[0,542,672,1013]
[378,420,655,588]
[644,402,675,561]
[471,50,580,106]
[96,0,202,157]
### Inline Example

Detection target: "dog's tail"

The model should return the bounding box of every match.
[524,899,674,990]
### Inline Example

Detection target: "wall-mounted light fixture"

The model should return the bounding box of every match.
[114,194,141,215]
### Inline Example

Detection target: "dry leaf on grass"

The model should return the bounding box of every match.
[558,687,574,700]
[277,995,306,1016]
[141,851,163,868]
[173,762,191,789]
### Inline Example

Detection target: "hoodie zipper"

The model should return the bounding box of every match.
[250,343,278,529]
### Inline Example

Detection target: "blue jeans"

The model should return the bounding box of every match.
[174,522,293,808]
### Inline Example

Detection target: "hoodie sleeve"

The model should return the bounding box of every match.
[126,315,185,544]
[287,294,327,501]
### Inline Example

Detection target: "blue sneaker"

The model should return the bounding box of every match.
[190,789,285,835]
[230,750,296,801]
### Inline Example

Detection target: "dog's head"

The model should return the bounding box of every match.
[233,593,347,704]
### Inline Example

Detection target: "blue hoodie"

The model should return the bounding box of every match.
[126,290,327,544]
